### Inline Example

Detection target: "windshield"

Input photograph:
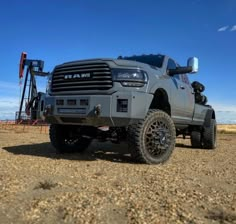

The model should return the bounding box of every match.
[119,54,164,68]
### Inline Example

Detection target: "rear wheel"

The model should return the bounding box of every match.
[202,119,217,149]
[191,131,202,148]
[49,124,92,153]
[128,110,176,164]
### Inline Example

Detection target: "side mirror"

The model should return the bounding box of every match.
[187,57,199,73]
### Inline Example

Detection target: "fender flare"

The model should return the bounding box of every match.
[204,108,216,127]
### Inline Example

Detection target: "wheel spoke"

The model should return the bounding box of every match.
[145,119,171,158]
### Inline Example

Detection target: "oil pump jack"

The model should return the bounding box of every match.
[17,52,48,123]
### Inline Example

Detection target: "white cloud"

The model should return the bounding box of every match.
[210,102,236,124]
[0,96,19,120]
[230,25,236,31]
[216,111,236,124]
[0,98,19,108]
[218,25,229,32]
[217,25,236,32]
[211,102,236,112]
[0,79,47,120]
[0,81,22,101]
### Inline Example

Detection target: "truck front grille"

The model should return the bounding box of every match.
[51,63,112,93]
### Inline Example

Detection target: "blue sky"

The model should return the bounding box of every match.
[0,0,236,123]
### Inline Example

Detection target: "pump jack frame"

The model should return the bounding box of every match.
[17,52,48,122]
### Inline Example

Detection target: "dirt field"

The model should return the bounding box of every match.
[0,125,235,224]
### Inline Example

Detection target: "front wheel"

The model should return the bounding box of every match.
[128,110,176,164]
[49,124,92,153]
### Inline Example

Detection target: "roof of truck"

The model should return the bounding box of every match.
[118,54,165,68]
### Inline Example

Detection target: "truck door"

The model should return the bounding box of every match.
[179,74,195,122]
[167,59,188,122]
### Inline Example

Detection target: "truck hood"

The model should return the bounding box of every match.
[57,58,114,67]
[55,58,150,70]
[112,59,149,68]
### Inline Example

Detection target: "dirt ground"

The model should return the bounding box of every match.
[0,125,235,224]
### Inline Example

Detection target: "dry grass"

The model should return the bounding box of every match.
[1,122,236,134]
[0,123,49,134]
[217,124,236,134]
[34,180,57,190]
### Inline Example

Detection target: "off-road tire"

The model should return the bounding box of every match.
[49,124,92,153]
[128,110,176,164]
[191,131,202,148]
[202,119,217,149]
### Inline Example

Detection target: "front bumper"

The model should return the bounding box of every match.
[44,91,153,127]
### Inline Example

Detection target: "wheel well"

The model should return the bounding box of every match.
[204,108,216,127]
[212,110,216,119]
[149,89,171,115]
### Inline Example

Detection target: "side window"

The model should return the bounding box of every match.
[167,59,176,70]
[167,59,180,80]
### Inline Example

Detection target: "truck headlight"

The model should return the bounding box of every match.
[112,69,148,87]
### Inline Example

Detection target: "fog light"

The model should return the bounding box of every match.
[117,99,128,112]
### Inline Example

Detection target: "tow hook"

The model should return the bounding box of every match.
[94,104,101,116]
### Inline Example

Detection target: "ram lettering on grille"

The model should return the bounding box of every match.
[51,63,112,92]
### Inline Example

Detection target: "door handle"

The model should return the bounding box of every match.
[180,85,185,89]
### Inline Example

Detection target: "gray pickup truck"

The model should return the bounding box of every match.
[43,54,216,164]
